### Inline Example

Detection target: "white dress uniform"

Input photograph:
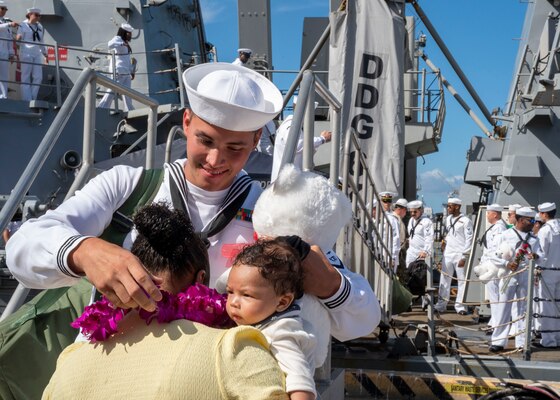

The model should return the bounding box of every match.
[406,215,434,267]
[386,212,401,270]
[436,214,474,313]
[536,218,560,347]
[232,57,243,66]
[271,114,326,181]
[7,160,380,343]
[490,228,542,348]
[97,35,134,111]
[16,19,46,101]
[479,219,507,328]
[0,16,15,99]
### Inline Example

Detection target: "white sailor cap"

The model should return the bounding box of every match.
[487,204,502,212]
[447,197,462,205]
[535,212,543,222]
[121,23,134,32]
[183,62,283,132]
[516,207,534,218]
[508,204,522,212]
[0,2,8,8]
[371,198,378,208]
[237,48,252,55]
[395,198,408,208]
[538,202,556,213]
[407,200,423,209]
[293,95,318,110]
[26,7,41,14]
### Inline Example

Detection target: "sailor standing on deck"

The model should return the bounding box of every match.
[0,1,17,99]
[232,48,252,66]
[98,23,136,111]
[479,204,507,332]
[16,8,46,101]
[535,202,560,348]
[375,192,401,271]
[405,200,434,269]
[7,63,379,342]
[435,197,473,314]
[489,207,542,353]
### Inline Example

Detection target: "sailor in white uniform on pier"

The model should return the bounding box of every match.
[479,204,507,331]
[405,200,434,269]
[435,197,473,314]
[7,62,380,344]
[489,207,542,352]
[535,202,560,348]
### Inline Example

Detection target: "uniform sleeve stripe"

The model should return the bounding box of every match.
[57,235,85,278]
[323,276,351,309]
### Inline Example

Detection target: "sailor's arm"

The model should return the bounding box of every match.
[423,220,434,253]
[7,165,162,311]
[306,248,381,342]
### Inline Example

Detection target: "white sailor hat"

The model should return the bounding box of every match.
[372,198,378,208]
[121,23,134,32]
[516,207,534,218]
[487,204,502,212]
[447,197,462,205]
[508,204,522,212]
[407,200,423,209]
[183,62,283,132]
[26,7,41,14]
[395,198,408,208]
[535,212,543,222]
[538,202,556,213]
[0,2,8,8]
[293,95,318,110]
[237,48,252,55]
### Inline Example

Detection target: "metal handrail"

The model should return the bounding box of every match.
[0,67,159,321]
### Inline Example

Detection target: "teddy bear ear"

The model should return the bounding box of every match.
[272,164,301,194]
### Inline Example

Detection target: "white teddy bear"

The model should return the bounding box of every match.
[473,242,514,283]
[216,163,352,369]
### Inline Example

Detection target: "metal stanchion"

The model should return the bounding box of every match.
[523,259,535,361]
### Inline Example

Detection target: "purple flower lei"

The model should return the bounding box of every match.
[71,283,234,343]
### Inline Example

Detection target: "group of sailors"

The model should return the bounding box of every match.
[0,2,136,109]
[478,202,560,352]
[0,3,46,101]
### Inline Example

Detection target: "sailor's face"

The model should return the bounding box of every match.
[183,110,260,191]
[0,7,7,17]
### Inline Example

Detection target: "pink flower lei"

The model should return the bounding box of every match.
[71,283,234,343]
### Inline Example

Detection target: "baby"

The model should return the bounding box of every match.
[226,238,316,400]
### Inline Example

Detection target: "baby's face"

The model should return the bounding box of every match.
[226,264,284,325]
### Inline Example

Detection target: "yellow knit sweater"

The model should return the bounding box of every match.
[42,314,288,399]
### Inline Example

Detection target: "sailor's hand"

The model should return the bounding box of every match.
[68,237,163,311]
[301,245,341,299]
[10,21,18,28]
[418,251,428,259]
[320,130,332,143]
[507,261,518,272]
[440,240,446,253]
[458,258,466,268]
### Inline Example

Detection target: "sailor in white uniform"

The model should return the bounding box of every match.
[98,23,136,111]
[479,204,507,330]
[271,96,331,181]
[0,1,17,99]
[378,192,401,270]
[535,202,560,348]
[405,200,434,268]
[16,8,46,101]
[7,62,380,342]
[232,48,252,66]
[435,197,474,314]
[489,207,542,352]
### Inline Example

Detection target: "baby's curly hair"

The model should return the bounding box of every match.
[131,203,208,280]
[233,238,304,299]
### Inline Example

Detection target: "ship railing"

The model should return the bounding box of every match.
[0,37,188,109]
[403,68,446,142]
[0,67,159,321]
[280,69,396,322]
